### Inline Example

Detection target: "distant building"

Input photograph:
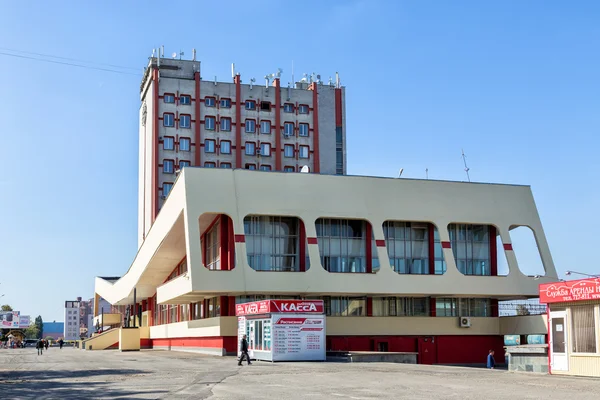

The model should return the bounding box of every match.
[64,300,80,340]
[43,321,64,340]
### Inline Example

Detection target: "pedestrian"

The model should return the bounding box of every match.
[238,334,252,366]
[58,338,64,350]
[487,349,495,369]
[36,339,44,355]
[44,339,49,350]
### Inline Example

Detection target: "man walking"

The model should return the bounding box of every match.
[58,338,64,349]
[36,339,44,355]
[487,349,496,369]
[238,334,252,366]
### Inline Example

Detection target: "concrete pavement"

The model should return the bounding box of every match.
[1,348,599,399]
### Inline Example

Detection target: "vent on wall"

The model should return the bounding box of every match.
[459,317,471,328]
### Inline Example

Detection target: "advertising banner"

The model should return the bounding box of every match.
[236,300,324,316]
[19,315,31,328]
[271,314,326,361]
[539,278,600,304]
[1,311,20,328]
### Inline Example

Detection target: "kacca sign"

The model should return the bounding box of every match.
[236,300,324,316]
[540,277,600,304]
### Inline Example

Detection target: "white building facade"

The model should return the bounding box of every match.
[64,300,80,340]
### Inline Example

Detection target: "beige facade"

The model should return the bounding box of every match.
[97,168,558,306]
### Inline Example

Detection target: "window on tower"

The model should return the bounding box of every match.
[179,137,191,151]
[163,113,174,127]
[180,114,191,129]
[180,95,191,105]
[164,94,175,103]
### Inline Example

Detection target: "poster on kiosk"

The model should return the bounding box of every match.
[236,299,326,362]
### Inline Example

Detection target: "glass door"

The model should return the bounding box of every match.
[550,311,568,371]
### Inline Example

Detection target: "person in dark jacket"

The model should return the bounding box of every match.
[36,339,44,355]
[44,340,49,350]
[58,339,64,349]
[238,334,252,366]
[487,350,495,369]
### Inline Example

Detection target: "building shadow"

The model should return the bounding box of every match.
[0,368,167,399]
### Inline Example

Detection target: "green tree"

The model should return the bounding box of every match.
[1,304,13,311]
[34,316,44,339]
[24,324,39,339]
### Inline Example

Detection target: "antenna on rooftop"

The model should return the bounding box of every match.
[300,165,310,173]
[426,168,429,179]
[231,63,235,80]
[397,168,404,178]
[171,52,177,59]
[291,60,294,84]
[250,78,256,90]
[461,149,471,182]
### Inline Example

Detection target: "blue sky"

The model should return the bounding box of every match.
[1,1,598,321]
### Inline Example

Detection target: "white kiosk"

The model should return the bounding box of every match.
[236,299,326,362]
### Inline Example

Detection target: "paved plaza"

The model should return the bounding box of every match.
[1,348,599,399]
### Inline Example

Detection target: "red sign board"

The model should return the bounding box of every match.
[235,300,324,316]
[539,278,600,304]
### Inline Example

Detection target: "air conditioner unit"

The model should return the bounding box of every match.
[459,317,471,328]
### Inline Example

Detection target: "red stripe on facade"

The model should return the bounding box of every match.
[194,71,201,166]
[489,226,498,276]
[274,78,282,170]
[375,239,386,247]
[428,224,435,275]
[234,75,242,168]
[152,68,159,221]
[307,237,318,245]
[441,241,451,249]
[234,234,245,243]
[503,243,513,251]
[310,83,320,173]
[335,88,343,127]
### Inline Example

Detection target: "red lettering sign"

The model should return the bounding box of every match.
[235,299,324,316]
[540,278,600,304]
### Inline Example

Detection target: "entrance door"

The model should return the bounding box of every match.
[549,311,568,371]
[418,337,437,365]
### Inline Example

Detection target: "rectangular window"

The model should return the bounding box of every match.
[164,94,175,103]
[220,118,231,131]
[298,104,309,114]
[449,224,491,276]
[179,160,190,169]
[436,298,457,317]
[260,101,271,111]
[163,136,174,150]
[205,97,216,107]
[220,162,232,168]
[284,166,295,172]
[246,119,256,133]
[205,139,216,153]
[180,114,191,129]
[204,162,216,168]
[572,306,597,353]
[205,116,215,130]
[260,120,271,134]
[179,137,191,151]
[284,144,294,158]
[299,123,309,137]
[163,113,174,127]
[163,183,173,197]
[245,100,256,110]
[180,95,191,105]
[284,122,294,136]
[283,103,294,113]
[205,221,220,270]
[220,141,231,154]
[373,297,430,316]
[220,98,231,108]
[260,143,271,157]
[299,145,309,159]
[163,160,174,174]
[245,163,256,170]
[325,297,366,316]
[245,142,256,155]
[244,216,306,272]
[260,165,271,171]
